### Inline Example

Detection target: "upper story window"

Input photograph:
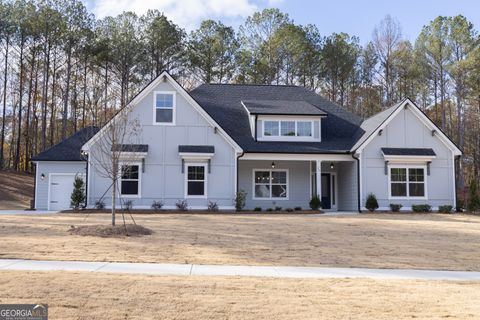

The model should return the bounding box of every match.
[262,119,315,140]
[154,91,175,124]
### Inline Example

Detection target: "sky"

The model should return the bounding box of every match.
[82,0,480,45]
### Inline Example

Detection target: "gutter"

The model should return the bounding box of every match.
[351,153,362,213]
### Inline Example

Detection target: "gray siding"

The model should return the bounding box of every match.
[88,79,237,209]
[337,161,358,211]
[238,160,311,210]
[35,161,86,210]
[360,107,455,210]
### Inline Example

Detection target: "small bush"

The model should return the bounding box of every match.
[389,204,402,212]
[275,206,282,211]
[70,176,86,210]
[207,201,219,212]
[253,207,262,211]
[176,199,188,211]
[94,200,105,210]
[309,195,322,210]
[294,206,302,211]
[286,208,293,212]
[123,200,134,211]
[365,193,379,212]
[412,204,432,212]
[438,205,453,213]
[234,190,247,211]
[266,208,273,212]
[151,200,164,211]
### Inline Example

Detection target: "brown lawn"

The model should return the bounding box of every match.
[1,213,480,270]
[0,270,479,319]
[0,170,34,209]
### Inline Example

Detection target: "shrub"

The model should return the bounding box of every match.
[275,206,282,211]
[253,207,262,211]
[266,208,273,212]
[468,178,480,212]
[286,208,294,212]
[309,195,322,210]
[123,200,134,211]
[365,193,379,212]
[151,200,164,211]
[294,206,302,211]
[207,201,219,212]
[389,204,402,212]
[412,204,431,212]
[438,205,453,213]
[234,190,247,211]
[70,176,86,210]
[94,200,105,210]
[176,200,188,211]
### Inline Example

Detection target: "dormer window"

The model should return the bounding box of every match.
[261,119,317,141]
[154,91,176,125]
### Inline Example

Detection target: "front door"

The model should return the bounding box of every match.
[321,173,331,210]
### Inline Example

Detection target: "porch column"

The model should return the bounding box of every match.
[316,160,322,200]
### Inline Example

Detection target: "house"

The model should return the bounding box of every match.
[31,71,462,212]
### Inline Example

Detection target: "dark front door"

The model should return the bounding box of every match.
[321,173,331,209]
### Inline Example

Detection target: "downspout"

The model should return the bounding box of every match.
[32,162,37,210]
[84,154,89,209]
[254,115,258,141]
[351,153,361,213]
[236,151,245,194]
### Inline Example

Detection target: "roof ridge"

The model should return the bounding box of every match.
[202,83,300,88]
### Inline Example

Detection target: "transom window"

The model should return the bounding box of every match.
[120,164,140,196]
[263,120,313,138]
[186,164,206,197]
[390,167,425,198]
[154,92,175,124]
[253,170,288,199]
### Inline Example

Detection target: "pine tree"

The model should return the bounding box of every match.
[468,178,480,213]
[70,176,86,210]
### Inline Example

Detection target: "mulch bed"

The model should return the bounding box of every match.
[68,224,153,237]
[61,209,320,215]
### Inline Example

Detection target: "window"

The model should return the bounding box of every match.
[262,120,314,138]
[186,164,206,197]
[253,170,288,199]
[390,167,425,198]
[264,121,279,136]
[155,92,175,124]
[120,164,140,196]
[297,121,312,137]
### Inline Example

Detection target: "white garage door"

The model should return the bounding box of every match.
[49,174,77,211]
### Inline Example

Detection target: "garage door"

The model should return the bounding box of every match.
[49,174,77,211]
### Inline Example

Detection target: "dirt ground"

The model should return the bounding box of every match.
[0,170,34,209]
[1,213,480,270]
[0,270,479,319]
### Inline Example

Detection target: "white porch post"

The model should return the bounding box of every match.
[316,160,322,200]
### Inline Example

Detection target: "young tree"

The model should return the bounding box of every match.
[86,110,142,226]
[70,175,86,210]
[468,178,480,212]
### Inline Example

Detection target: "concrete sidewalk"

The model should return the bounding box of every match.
[1,259,480,281]
[0,210,59,215]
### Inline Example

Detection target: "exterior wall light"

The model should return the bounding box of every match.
[330,163,334,169]
[40,173,45,180]
[271,162,275,169]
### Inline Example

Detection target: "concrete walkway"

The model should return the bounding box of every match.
[0,210,59,215]
[1,259,479,281]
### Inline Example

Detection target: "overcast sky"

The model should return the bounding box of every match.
[81,0,480,45]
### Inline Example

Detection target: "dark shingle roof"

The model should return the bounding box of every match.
[190,84,362,153]
[242,100,326,116]
[112,144,149,152]
[31,127,99,161]
[382,148,436,156]
[178,145,215,153]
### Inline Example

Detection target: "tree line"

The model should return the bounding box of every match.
[0,1,479,201]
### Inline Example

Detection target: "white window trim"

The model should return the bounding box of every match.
[388,164,428,200]
[119,162,142,198]
[261,120,316,141]
[153,91,176,126]
[184,162,208,199]
[252,169,289,200]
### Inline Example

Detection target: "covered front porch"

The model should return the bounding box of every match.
[238,153,359,211]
